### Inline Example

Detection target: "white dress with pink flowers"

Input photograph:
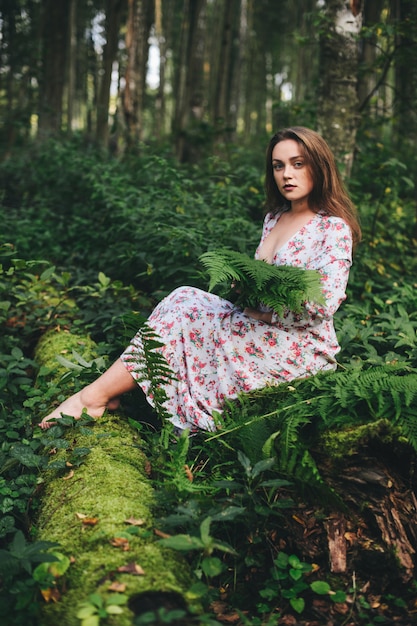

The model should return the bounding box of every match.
[121,211,352,432]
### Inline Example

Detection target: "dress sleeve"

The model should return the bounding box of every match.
[270,218,352,328]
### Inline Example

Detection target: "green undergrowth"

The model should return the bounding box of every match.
[204,362,417,506]
[1,139,417,624]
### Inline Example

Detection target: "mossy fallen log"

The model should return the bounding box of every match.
[34,330,196,626]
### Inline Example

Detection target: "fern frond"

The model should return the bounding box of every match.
[123,320,177,428]
[396,405,417,451]
[212,362,417,507]
[200,249,325,315]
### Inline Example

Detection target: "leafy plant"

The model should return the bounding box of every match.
[158,515,237,582]
[257,551,346,616]
[200,248,325,315]
[0,530,60,623]
[76,592,128,626]
[208,361,417,504]
[121,317,178,438]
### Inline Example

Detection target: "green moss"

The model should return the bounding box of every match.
[35,328,99,378]
[320,418,403,460]
[34,331,195,626]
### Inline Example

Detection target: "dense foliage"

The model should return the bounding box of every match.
[1,138,417,624]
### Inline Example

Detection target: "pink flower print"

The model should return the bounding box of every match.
[189,329,204,348]
[231,348,245,363]
[232,321,249,337]
[185,307,201,321]
[191,356,207,372]
[263,331,277,347]
[287,239,305,254]
[227,384,238,396]
[245,342,264,358]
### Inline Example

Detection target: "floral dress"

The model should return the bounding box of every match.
[121,211,352,432]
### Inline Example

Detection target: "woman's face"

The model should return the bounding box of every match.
[271,139,314,209]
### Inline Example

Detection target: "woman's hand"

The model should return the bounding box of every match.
[243,307,273,323]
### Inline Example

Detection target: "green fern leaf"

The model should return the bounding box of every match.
[200,249,325,316]
[123,320,176,429]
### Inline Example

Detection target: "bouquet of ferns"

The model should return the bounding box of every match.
[200,248,325,317]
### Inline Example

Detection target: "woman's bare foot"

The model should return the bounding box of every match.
[38,358,137,429]
[39,386,120,429]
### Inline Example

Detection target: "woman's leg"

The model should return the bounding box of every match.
[39,358,137,429]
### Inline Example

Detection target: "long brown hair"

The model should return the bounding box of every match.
[265,127,361,247]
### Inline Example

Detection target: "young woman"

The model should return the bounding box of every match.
[40,127,361,432]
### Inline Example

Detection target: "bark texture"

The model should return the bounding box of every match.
[38,0,70,136]
[317,0,362,177]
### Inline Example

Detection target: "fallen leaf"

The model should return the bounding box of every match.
[153,528,170,539]
[369,594,381,609]
[63,470,74,480]
[82,517,99,526]
[41,587,61,603]
[184,464,193,482]
[333,602,349,615]
[75,513,98,525]
[278,615,297,625]
[125,516,145,526]
[6,315,26,328]
[108,582,127,592]
[110,537,130,551]
[344,531,357,544]
[65,461,73,467]
[117,562,145,575]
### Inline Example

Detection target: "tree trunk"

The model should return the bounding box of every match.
[96,0,125,149]
[213,0,240,143]
[292,0,319,104]
[153,0,166,139]
[122,0,154,152]
[38,0,70,137]
[391,0,417,148]
[3,5,17,156]
[317,0,362,177]
[66,0,77,135]
[173,0,207,163]
[34,330,195,626]
[357,0,384,112]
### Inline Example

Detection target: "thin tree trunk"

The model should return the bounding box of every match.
[173,0,207,162]
[96,0,125,148]
[317,0,362,177]
[357,0,384,112]
[3,7,17,155]
[233,0,249,135]
[66,0,77,135]
[122,0,154,152]
[154,0,165,139]
[213,0,240,141]
[38,0,70,137]
[392,0,417,145]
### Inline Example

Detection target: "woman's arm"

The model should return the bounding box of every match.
[243,307,273,323]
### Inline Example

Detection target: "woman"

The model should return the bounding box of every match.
[40,127,361,432]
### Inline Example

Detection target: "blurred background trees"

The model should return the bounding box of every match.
[1,0,417,173]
